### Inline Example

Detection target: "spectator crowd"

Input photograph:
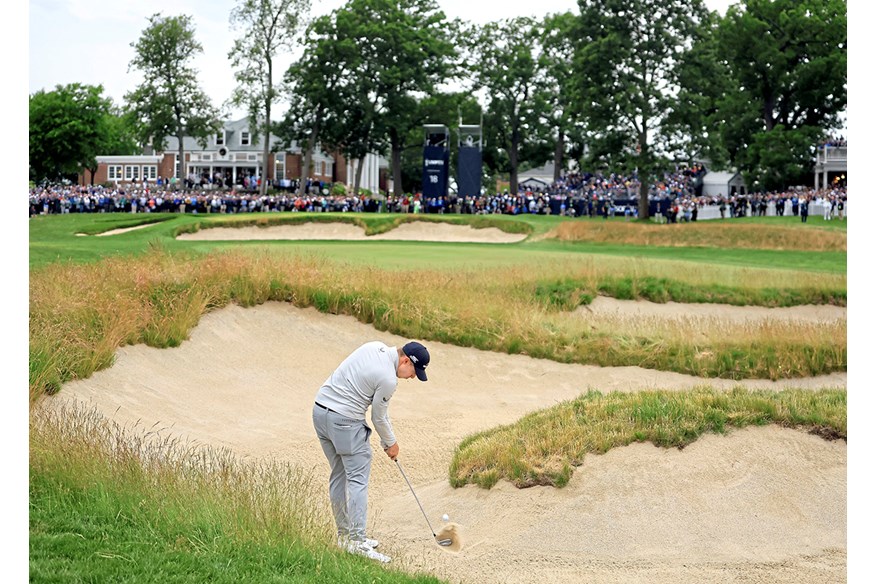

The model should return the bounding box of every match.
[29,163,846,223]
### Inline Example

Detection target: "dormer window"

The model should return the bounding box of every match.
[216,132,225,146]
[241,131,251,146]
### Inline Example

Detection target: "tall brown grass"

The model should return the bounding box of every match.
[29,248,846,399]
[548,221,847,252]
[31,398,335,548]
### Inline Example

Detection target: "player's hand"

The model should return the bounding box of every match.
[384,442,399,460]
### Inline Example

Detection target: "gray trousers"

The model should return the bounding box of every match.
[312,403,373,542]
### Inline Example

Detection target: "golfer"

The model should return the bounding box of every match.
[312,340,431,563]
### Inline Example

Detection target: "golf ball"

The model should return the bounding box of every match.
[442,514,450,522]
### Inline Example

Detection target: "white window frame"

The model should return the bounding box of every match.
[143,165,158,181]
[275,158,285,182]
[216,131,225,146]
[125,165,140,181]
[107,165,123,181]
[241,131,251,146]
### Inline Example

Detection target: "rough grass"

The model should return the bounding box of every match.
[29,400,445,583]
[28,249,846,398]
[548,220,847,252]
[448,387,847,489]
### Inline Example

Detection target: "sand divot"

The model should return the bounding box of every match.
[435,523,463,552]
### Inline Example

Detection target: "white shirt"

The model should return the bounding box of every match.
[315,341,398,448]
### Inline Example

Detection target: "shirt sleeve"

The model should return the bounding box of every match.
[370,373,397,449]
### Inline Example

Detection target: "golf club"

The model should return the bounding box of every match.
[395,459,453,546]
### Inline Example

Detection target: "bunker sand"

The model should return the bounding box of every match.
[175,220,528,243]
[47,302,846,584]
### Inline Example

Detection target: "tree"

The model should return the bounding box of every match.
[666,9,735,171]
[313,4,379,196]
[228,0,311,197]
[29,83,136,183]
[279,6,375,197]
[280,0,458,197]
[278,11,360,198]
[359,0,458,198]
[469,17,546,196]
[574,0,706,219]
[539,11,583,182]
[80,109,140,185]
[715,0,847,190]
[125,13,220,187]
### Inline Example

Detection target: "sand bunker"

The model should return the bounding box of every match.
[44,302,846,584]
[176,221,528,243]
[76,223,158,237]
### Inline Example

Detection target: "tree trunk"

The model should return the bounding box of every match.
[637,128,649,220]
[392,144,404,197]
[763,95,775,132]
[509,133,519,196]
[261,107,271,197]
[638,178,649,220]
[391,130,403,198]
[299,123,319,198]
[354,156,365,195]
[260,53,275,197]
[177,134,185,191]
[553,132,565,182]
[299,147,313,198]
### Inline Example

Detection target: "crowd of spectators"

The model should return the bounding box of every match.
[28,186,381,216]
[28,162,846,222]
[821,135,847,148]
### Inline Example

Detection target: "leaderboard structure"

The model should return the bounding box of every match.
[421,123,483,206]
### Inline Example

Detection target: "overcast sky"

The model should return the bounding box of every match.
[27,0,735,120]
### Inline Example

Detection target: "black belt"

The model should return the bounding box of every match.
[315,402,337,414]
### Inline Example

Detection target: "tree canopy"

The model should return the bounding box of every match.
[29,1,846,195]
[228,0,311,196]
[469,16,546,196]
[125,13,221,182]
[29,84,136,183]
[574,0,707,218]
[715,0,847,190]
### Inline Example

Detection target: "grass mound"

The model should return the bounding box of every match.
[449,387,846,489]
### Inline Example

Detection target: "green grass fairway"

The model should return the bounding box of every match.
[28,212,846,275]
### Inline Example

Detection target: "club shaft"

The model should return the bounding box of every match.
[395,459,437,536]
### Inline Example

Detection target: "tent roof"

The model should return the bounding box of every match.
[702,171,741,184]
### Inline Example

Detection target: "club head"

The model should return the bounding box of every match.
[436,538,453,546]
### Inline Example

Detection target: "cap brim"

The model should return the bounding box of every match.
[415,367,428,382]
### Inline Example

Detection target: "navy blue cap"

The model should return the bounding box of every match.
[402,341,430,381]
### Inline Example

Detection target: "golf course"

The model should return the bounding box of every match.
[29,211,848,583]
